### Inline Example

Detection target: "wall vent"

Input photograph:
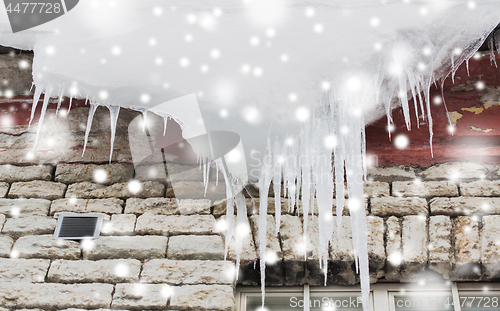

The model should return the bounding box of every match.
[53,214,104,240]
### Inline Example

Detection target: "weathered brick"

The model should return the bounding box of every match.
[460,180,500,197]
[385,216,401,281]
[249,214,283,285]
[367,166,416,181]
[0,183,8,198]
[0,236,13,257]
[428,216,452,278]
[430,197,500,215]
[297,199,369,216]
[481,215,500,279]
[2,216,56,237]
[245,197,293,216]
[166,180,225,200]
[218,215,257,264]
[167,235,224,260]
[0,198,50,217]
[141,259,234,285]
[367,216,385,281]
[0,165,52,182]
[135,214,217,235]
[371,197,428,216]
[124,197,177,215]
[393,181,458,197]
[169,285,234,311]
[0,258,50,282]
[364,181,390,197]
[0,282,113,309]
[134,163,168,182]
[0,53,33,94]
[12,235,80,260]
[303,216,323,285]
[401,215,428,282]
[48,259,141,283]
[8,181,66,200]
[112,283,170,309]
[176,199,211,215]
[65,181,164,199]
[280,215,305,285]
[452,216,481,280]
[166,162,212,182]
[83,236,167,260]
[101,214,136,235]
[329,216,356,285]
[50,198,123,215]
[422,162,488,180]
[55,163,134,185]
[249,214,282,260]
[213,199,227,217]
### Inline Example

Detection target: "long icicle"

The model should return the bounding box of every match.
[258,138,273,307]
[33,86,53,149]
[29,86,43,128]
[82,103,98,156]
[108,105,121,163]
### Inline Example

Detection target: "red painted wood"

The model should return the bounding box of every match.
[365,52,500,167]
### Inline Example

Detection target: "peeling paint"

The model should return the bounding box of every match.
[461,106,484,114]
[448,111,463,126]
[470,125,495,133]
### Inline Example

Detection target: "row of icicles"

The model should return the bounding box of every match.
[26,29,499,311]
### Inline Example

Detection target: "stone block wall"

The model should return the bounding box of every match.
[0,160,499,310]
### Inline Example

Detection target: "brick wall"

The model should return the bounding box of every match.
[0,157,500,309]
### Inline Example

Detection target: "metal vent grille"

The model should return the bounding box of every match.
[53,214,103,240]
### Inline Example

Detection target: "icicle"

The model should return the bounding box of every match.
[489,36,498,68]
[162,116,168,135]
[82,103,98,156]
[300,124,312,259]
[313,114,334,286]
[234,192,247,280]
[218,155,237,263]
[450,52,456,84]
[56,87,63,116]
[68,95,74,113]
[331,99,345,231]
[258,138,273,307]
[142,110,148,132]
[393,46,411,130]
[33,86,53,149]
[29,86,43,128]
[273,140,282,235]
[214,161,220,186]
[108,105,120,163]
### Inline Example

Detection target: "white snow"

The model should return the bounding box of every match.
[0,1,499,309]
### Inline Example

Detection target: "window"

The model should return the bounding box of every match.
[238,285,366,311]
[237,283,500,311]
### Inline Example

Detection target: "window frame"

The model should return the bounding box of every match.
[236,283,500,311]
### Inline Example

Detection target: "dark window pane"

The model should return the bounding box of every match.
[394,294,454,311]
[460,293,500,311]
[246,294,304,311]
[310,294,363,311]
